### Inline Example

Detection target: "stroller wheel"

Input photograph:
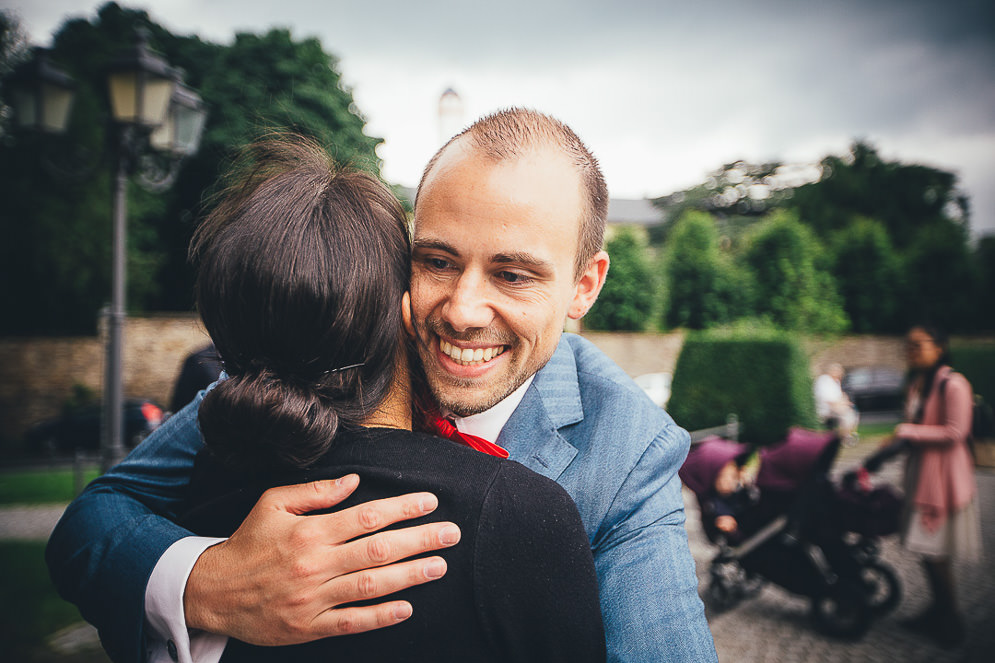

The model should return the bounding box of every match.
[810,581,871,640]
[741,573,765,599]
[860,560,901,616]
[705,577,740,613]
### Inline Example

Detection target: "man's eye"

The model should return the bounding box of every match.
[498,271,531,284]
[428,257,450,270]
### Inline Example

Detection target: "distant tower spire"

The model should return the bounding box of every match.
[438,87,463,146]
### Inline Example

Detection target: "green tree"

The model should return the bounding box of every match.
[973,237,995,331]
[0,2,383,333]
[584,228,654,331]
[662,211,750,330]
[0,9,30,135]
[649,160,785,247]
[743,210,849,333]
[829,217,904,333]
[901,221,977,329]
[789,141,967,247]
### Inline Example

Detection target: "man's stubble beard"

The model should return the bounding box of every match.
[415,316,551,417]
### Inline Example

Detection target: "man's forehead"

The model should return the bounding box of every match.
[419,139,579,199]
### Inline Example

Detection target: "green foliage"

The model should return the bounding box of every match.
[0,541,89,658]
[649,160,788,245]
[901,221,977,329]
[0,467,101,505]
[0,2,383,333]
[649,141,990,334]
[790,141,965,247]
[973,237,995,331]
[950,344,995,412]
[829,217,904,333]
[585,228,654,331]
[743,210,849,333]
[662,210,752,330]
[668,328,818,445]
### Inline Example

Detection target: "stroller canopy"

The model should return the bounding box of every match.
[680,436,750,498]
[757,427,839,492]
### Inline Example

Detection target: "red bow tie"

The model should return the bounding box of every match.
[430,417,509,459]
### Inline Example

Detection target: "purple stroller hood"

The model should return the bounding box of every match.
[757,427,838,492]
[680,436,750,498]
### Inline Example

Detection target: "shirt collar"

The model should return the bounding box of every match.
[449,375,535,442]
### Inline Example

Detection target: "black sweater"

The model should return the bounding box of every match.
[181,427,607,663]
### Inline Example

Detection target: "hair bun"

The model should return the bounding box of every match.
[198,371,338,471]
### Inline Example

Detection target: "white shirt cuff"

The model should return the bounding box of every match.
[145,536,229,663]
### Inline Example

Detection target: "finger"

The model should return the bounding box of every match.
[311,600,414,638]
[312,491,442,541]
[324,556,448,605]
[329,522,461,575]
[261,475,361,515]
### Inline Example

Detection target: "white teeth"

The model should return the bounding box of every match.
[439,339,505,366]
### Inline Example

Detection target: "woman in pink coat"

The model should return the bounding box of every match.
[892,323,981,647]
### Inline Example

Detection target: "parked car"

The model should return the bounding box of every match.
[25,399,163,456]
[635,372,673,409]
[842,366,905,413]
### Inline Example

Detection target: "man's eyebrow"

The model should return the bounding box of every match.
[493,252,553,271]
[412,240,552,272]
[412,238,458,255]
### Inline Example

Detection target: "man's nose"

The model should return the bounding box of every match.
[441,272,494,332]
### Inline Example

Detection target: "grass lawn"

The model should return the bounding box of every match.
[856,420,898,442]
[0,467,100,506]
[0,540,110,662]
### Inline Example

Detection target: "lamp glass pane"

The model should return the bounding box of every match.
[109,71,138,122]
[41,83,75,133]
[174,105,206,155]
[141,77,174,126]
[149,113,175,151]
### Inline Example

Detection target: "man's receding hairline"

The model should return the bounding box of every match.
[421,135,583,190]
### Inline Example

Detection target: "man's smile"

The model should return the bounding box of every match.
[439,338,508,367]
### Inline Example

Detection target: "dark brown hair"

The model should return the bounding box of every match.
[416,107,608,279]
[190,135,411,471]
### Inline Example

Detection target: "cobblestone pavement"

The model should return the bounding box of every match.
[689,439,995,663]
[3,439,993,662]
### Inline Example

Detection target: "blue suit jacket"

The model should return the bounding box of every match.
[46,333,716,662]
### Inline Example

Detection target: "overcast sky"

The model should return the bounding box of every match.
[8,0,995,236]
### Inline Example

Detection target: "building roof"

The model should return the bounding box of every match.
[606,197,662,226]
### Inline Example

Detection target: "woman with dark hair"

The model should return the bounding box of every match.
[180,136,606,662]
[889,323,981,647]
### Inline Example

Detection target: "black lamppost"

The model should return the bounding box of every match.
[7,29,206,470]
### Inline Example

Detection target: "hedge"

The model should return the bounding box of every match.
[669,328,818,445]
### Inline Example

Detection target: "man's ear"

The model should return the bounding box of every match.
[568,250,609,320]
[401,291,415,337]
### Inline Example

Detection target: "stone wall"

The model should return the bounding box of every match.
[0,314,212,442]
[1,315,990,443]
[583,331,913,378]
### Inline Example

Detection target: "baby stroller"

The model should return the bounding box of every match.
[680,428,903,640]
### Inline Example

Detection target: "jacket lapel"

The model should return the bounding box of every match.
[496,338,581,480]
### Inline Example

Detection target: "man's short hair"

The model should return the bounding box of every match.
[416,108,608,280]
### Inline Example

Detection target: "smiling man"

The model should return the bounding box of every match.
[410,136,606,417]
[46,109,716,663]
